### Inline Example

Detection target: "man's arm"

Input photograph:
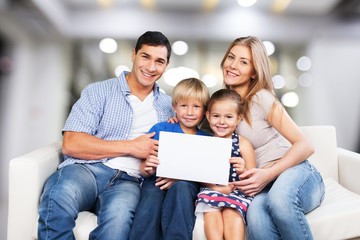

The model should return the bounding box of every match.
[62,131,158,160]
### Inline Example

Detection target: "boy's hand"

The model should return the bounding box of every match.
[143,155,159,175]
[155,177,177,190]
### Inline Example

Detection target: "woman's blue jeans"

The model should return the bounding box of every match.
[38,163,141,240]
[246,160,325,240]
[129,176,199,240]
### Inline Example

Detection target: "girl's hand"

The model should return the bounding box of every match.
[233,168,273,196]
[155,177,177,190]
[212,184,234,195]
[230,157,246,175]
[167,116,178,124]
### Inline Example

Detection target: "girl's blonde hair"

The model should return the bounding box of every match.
[172,78,210,109]
[221,36,278,125]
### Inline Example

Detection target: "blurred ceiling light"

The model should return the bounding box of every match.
[140,0,155,9]
[114,65,130,77]
[272,0,292,13]
[285,75,298,90]
[163,67,200,86]
[203,0,219,11]
[172,41,189,56]
[99,38,118,54]
[298,72,313,87]
[281,91,299,108]
[202,74,219,88]
[296,56,312,71]
[237,0,257,7]
[272,74,286,89]
[263,41,275,56]
[97,0,113,8]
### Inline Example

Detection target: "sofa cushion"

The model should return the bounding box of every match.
[300,126,338,181]
[193,178,360,240]
[307,178,360,240]
[74,211,97,239]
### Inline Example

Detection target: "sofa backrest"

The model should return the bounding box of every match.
[300,125,338,181]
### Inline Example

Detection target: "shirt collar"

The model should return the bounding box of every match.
[118,71,160,96]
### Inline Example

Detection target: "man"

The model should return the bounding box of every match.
[38,31,173,240]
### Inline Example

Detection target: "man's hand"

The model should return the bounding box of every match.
[129,132,158,159]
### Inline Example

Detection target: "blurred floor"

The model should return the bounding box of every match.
[1,198,7,240]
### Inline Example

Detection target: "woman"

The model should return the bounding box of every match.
[221,36,325,240]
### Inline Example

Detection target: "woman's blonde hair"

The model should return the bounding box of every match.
[172,78,210,109]
[221,36,277,125]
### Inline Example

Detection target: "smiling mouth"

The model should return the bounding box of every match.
[226,70,238,77]
[184,118,196,121]
[216,126,227,132]
[142,70,155,78]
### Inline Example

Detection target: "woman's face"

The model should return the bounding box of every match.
[222,45,256,93]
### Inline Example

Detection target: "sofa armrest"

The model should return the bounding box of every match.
[7,142,63,240]
[337,147,360,195]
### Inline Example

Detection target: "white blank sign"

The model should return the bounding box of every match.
[156,131,232,185]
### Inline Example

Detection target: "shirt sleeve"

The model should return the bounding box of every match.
[63,83,103,135]
[147,122,163,140]
[253,89,277,117]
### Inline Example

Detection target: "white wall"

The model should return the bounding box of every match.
[0,14,72,240]
[300,38,360,151]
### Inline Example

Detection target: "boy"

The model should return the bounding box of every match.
[129,78,210,240]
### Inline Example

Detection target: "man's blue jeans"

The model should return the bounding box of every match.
[129,176,199,240]
[38,163,141,240]
[246,160,325,240]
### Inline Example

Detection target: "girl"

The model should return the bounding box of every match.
[195,89,256,240]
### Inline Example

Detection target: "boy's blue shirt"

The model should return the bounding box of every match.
[148,122,210,140]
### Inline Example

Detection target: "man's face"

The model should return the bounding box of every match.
[131,44,169,89]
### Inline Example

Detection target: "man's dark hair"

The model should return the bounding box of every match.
[135,31,171,63]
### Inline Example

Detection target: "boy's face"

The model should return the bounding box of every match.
[206,100,241,138]
[173,99,205,134]
[131,44,169,89]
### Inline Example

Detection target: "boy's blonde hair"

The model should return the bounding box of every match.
[172,78,210,109]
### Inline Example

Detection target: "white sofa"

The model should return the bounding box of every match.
[7,126,360,240]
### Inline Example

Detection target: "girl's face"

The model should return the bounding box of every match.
[206,100,241,138]
[174,99,205,134]
[222,45,256,94]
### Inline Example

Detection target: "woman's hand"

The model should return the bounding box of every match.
[230,157,246,175]
[233,168,274,196]
[155,177,177,190]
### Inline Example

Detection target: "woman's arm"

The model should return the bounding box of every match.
[236,102,314,196]
[265,103,314,179]
[62,131,158,160]
[239,135,256,170]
